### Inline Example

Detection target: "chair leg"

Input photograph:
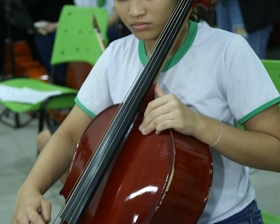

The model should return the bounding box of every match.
[0,108,14,128]
[38,108,47,133]
[0,108,36,128]
[14,113,20,128]
[37,105,50,134]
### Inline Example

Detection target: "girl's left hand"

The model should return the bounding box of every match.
[36,21,58,35]
[139,84,198,136]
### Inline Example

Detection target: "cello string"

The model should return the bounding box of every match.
[122,0,189,108]
[54,0,192,223]
[55,2,186,223]
[54,0,186,221]
[121,0,188,105]
[147,0,186,62]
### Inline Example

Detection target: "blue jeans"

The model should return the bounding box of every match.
[216,0,273,59]
[215,200,264,224]
[34,32,67,86]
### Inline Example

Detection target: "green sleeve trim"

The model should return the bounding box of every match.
[237,97,280,125]
[74,97,96,118]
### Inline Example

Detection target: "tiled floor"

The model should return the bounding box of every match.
[0,106,65,223]
[1,106,280,223]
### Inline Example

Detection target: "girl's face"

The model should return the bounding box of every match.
[114,0,178,50]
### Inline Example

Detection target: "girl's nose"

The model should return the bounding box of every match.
[128,0,145,17]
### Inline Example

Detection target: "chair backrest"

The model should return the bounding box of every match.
[51,5,108,66]
[262,211,280,224]
[262,59,280,93]
[66,62,93,89]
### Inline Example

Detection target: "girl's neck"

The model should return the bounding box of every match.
[144,22,189,58]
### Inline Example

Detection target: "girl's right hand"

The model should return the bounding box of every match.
[12,186,51,224]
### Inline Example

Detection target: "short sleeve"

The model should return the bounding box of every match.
[221,35,280,125]
[75,46,114,117]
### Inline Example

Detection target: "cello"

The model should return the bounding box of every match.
[54,0,213,223]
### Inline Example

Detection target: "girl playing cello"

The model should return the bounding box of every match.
[13,0,280,223]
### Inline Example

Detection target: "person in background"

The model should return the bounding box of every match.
[0,0,43,77]
[35,0,119,86]
[12,0,280,223]
[31,0,74,86]
[215,0,280,59]
[0,4,6,77]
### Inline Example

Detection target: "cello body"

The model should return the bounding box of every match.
[60,90,213,223]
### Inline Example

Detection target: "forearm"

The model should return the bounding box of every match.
[20,129,77,194]
[19,105,93,194]
[194,114,280,172]
[13,106,93,223]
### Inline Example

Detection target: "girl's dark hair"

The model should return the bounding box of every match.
[190,11,200,22]
[193,5,216,26]
[118,20,131,38]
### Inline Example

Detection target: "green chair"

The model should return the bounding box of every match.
[0,5,108,131]
[38,5,108,132]
[262,211,280,224]
[49,5,108,83]
[261,59,280,92]
[50,5,108,72]
[0,79,77,130]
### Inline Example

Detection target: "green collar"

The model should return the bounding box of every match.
[138,20,198,72]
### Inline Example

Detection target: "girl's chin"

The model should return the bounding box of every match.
[133,33,158,42]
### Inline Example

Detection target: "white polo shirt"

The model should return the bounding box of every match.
[75,20,280,223]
